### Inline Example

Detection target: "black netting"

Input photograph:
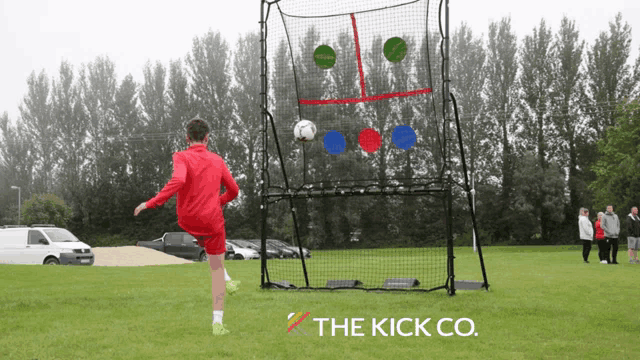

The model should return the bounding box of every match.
[260,0,450,292]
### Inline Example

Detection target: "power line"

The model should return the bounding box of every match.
[2,98,632,147]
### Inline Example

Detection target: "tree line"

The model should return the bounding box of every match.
[1,13,639,248]
[452,13,639,245]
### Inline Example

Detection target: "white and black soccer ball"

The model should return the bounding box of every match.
[294,120,317,142]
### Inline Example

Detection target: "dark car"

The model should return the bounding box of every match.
[247,239,297,259]
[136,232,235,262]
[267,239,311,258]
[224,243,235,260]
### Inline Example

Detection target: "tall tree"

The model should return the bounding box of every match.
[140,61,172,188]
[110,74,140,233]
[186,30,235,162]
[20,70,54,193]
[551,16,587,238]
[450,22,488,182]
[79,55,118,229]
[140,61,167,129]
[296,26,337,247]
[415,32,445,175]
[231,32,263,235]
[518,19,559,242]
[585,13,637,139]
[365,36,394,185]
[590,100,640,211]
[389,34,426,244]
[0,112,34,223]
[519,19,555,166]
[51,61,87,220]
[359,35,395,246]
[167,58,195,151]
[485,17,519,241]
[330,30,375,244]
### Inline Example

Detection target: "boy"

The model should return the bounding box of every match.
[134,118,239,335]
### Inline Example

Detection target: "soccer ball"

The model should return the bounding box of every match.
[294,120,317,142]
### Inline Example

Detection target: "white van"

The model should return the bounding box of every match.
[0,225,94,265]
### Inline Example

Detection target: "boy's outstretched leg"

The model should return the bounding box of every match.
[209,254,229,335]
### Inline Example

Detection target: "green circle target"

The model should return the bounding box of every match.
[314,45,336,69]
[384,37,407,62]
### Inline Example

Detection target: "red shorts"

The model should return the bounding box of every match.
[194,231,226,256]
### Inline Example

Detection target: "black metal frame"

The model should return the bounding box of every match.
[259,0,488,295]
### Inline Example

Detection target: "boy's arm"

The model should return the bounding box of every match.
[219,161,239,206]
[146,153,187,209]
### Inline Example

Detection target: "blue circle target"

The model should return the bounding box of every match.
[324,130,346,155]
[392,125,416,150]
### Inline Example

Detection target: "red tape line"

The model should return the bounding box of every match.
[351,13,367,98]
[299,88,433,105]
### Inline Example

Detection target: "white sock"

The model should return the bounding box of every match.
[213,310,223,324]
[224,268,231,282]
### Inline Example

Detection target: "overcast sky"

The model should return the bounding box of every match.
[1,0,639,121]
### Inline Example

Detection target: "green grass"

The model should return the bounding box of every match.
[1,246,639,359]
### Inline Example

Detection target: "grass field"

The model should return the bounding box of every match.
[1,245,639,360]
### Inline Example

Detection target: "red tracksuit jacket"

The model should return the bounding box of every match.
[145,144,239,236]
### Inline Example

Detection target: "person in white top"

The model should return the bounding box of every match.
[578,207,594,264]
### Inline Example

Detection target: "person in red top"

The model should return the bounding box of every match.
[595,211,607,264]
[134,118,239,335]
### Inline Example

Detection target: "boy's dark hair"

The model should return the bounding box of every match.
[187,117,209,141]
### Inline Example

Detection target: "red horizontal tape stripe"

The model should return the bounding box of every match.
[299,88,432,105]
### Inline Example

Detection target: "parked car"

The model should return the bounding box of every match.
[136,232,235,262]
[224,244,235,260]
[267,239,311,258]
[225,241,260,260]
[245,239,296,258]
[228,239,282,259]
[0,225,94,265]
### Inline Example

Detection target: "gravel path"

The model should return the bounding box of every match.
[91,246,195,266]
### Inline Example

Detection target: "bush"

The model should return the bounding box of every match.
[80,234,132,247]
[230,226,259,239]
[22,194,72,227]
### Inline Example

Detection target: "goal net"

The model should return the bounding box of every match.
[259,0,452,292]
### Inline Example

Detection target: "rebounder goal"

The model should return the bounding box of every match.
[258,0,488,295]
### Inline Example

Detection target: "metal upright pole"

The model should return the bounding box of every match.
[452,91,490,292]
[11,186,20,225]
[17,187,21,226]
[303,142,307,184]
[260,0,268,288]
[472,173,476,253]
[444,0,455,296]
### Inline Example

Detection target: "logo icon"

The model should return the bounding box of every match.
[288,312,311,335]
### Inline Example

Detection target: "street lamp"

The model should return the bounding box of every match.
[10,186,20,225]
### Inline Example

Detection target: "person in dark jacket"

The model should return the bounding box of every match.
[626,206,640,264]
